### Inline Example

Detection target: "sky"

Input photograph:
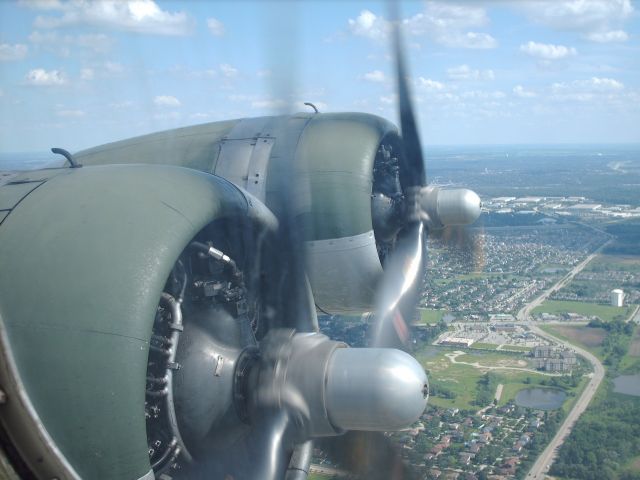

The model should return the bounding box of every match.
[0,0,639,153]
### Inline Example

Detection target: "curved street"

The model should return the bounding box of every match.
[525,324,605,480]
[519,239,610,479]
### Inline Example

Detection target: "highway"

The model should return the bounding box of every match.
[521,240,610,479]
[525,324,605,480]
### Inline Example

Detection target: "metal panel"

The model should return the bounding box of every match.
[0,182,44,211]
[306,231,383,313]
[0,172,19,186]
[214,117,277,201]
[214,139,255,188]
[246,137,274,198]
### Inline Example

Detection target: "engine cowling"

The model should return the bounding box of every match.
[75,113,405,314]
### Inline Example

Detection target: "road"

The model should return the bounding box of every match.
[516,239,612,322]
[520,240,610,479]
[525,325,605,480]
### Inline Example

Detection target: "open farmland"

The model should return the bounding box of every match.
[540,324,607,360]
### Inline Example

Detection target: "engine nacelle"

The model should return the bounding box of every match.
[75,113,406,314]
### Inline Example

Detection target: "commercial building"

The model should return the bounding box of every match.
[438,337,475,347]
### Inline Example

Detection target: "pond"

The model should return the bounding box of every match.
[515,387,567,410]
[613,374,640,397]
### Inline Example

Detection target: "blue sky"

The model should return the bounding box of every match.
[0,0,639,152]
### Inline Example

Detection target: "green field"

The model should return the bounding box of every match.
[585,254,640,272]
[471,343,532,353]
[419,308,448,323]
[308,473,333,480]
[619,324,640,374]
[421,347,581,410]
[533,299,634,322]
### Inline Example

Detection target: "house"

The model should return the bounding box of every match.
[430,444,445,455]
[458,452,475,465]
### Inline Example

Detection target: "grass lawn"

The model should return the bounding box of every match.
[471,343,531,353]
[308,473,333,480]
[419,308,448,323]
[618,324,640,374]
[421,347,578,410]
[533,299,634,322]
[470,342,499,351]
[501,345,533,352]
[585,254,640,272]
[539,324,606,360]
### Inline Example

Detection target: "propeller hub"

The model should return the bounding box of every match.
[246,330,428,438]
[419,185,482,229]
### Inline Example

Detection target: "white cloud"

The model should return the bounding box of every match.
[585,76,624,90]
[80,68,94,80]
[518,0,633,43]
[348,10,388,41]
[550,76,624,102]
[76,33,114,53]
[18,0,64,10]
[219,63,238,78]
[251,98,286,110]
[248,98,327,112]
[520,41,577,60]
[362,70,386,83]
[207,17,224,36]
[256,69,271,78]
[190,112,211,120]
[104,61,124,74]
[405,3,497,49]
[417,77,445,91]
[153,95,181,107]
[31,0,192,36]
[57,109,85,117]
[25,68,66,86]
[461,90,505,100]
[109,100,134,109]
[348,4,497,49]
[379,94,396,105]
[447,64,494,81]
[586,30,629,42]
[154,111,181,120]
[0,43,28,61]
[29,31,113,56]
[513,85,536,98]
